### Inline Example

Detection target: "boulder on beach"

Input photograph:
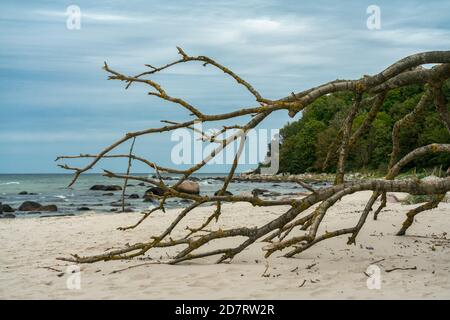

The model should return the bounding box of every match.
[174,181,200,195]
[77,207,91,211]
[90,185,122,191]
[1,204,15,213]
[18,201,58,212]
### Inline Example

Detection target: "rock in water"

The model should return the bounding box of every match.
[90,185,122,191]
[18,201,42,211]
[129,194,140,199]
[38,205,58,212]
[145,187,165,197]
[90,185,105,191]
[251,188,269,196]
[214,190,233,196]
[2,204,15,212]
[18,191,28,195]
[174,181,200,195]
[18,201,57,212]
[143,187,165,201]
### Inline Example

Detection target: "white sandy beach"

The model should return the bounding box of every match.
[1,191,449,299]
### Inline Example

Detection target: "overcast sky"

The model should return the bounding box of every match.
[1,0,450,173]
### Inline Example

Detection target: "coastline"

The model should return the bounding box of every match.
[1,190,449,299]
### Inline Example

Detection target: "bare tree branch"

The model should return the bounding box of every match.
[56,49,450,265]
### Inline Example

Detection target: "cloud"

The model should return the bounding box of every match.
[2,0,450,172]
[241,18,281,32]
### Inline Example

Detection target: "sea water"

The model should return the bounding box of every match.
[0,173,313,217]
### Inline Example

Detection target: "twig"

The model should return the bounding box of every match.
[385,266,417,273]
[121,137,136,212]
[371,258,386,265]
[40,266,63,273]
[306,263,317,270]
[261,263,270,277]
[110,261,162,274]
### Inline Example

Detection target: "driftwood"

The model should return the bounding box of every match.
[56,49,450,264]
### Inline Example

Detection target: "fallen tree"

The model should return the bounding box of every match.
[57,49,450,264]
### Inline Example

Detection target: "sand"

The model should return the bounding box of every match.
[1,191,449,299]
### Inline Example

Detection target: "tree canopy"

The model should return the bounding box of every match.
[278,82,450,174]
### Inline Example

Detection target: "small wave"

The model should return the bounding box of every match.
[0,181,20,185]
[55,195,67,199]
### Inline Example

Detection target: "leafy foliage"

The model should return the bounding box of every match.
[278,83,450,174]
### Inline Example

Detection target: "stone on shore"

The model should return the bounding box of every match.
[173,181,200,195]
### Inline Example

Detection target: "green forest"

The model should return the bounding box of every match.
[277,82,450,174]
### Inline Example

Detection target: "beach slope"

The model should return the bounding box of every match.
[1,191,449,299]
